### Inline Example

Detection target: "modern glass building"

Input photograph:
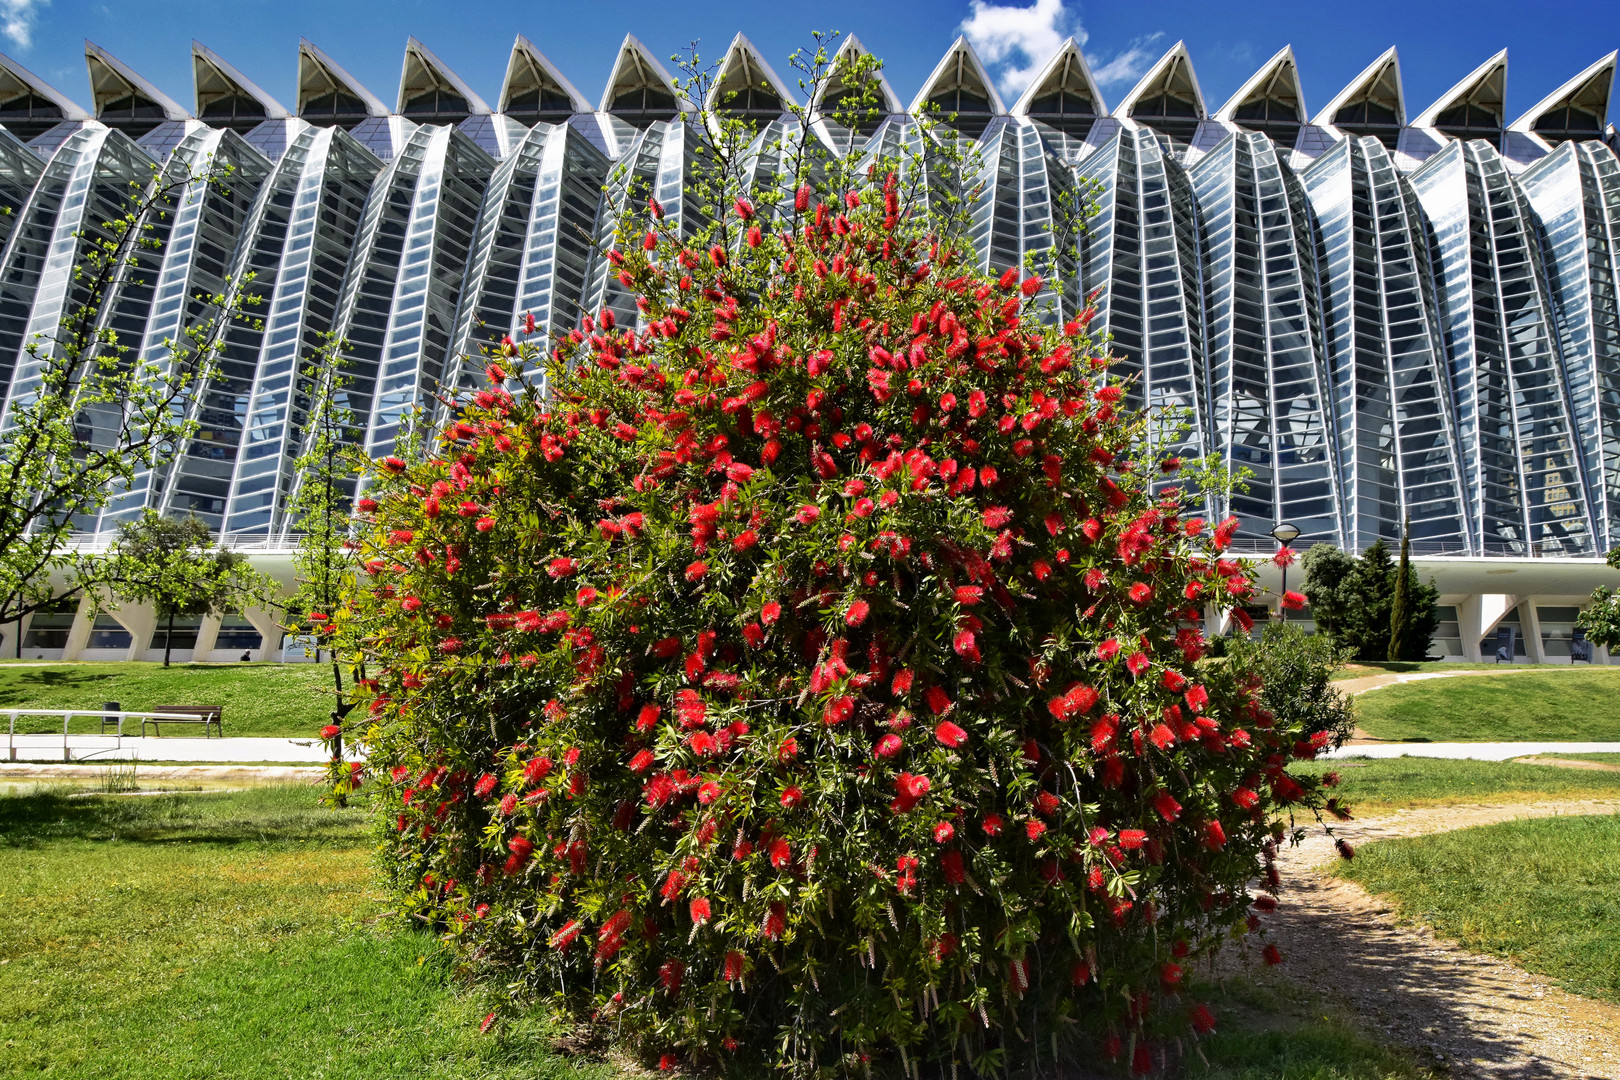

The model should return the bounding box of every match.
[1,33,1619,662]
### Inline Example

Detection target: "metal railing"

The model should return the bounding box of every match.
[5,709,215,763]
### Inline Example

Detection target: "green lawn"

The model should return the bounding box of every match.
[1293,756,1620,812]
[1527,752,1620,766]
[0,663,331,738]
[1336,814,1620,1006]
[0,783,623,1080]
[1352,668,1620,741]
[0,784,1423,1080]
[1329,660,1550,681]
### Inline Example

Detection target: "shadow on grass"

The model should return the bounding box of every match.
[0,784,370,849]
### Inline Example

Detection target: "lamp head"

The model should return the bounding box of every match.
[1269,522,1301,545]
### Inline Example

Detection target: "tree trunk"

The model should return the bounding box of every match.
[163,609,175,668]
[330,659,347,808]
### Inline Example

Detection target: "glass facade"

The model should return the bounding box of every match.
[0,36,1617,557]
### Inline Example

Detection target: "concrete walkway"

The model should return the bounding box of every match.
[1324,741,1620,761]
[5,733,349,764]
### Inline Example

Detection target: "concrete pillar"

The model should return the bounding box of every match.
[60,595,93,661]
[244,606,282,662]
[194,613,222,657]
[1456,594,1483,662]
[113,601,158,663]
[1521,599,1546,663]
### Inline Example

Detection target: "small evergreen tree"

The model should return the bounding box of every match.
[1299,543,1356,639]
[1388,524,1412,661]
[1304,539,1438,661]
[104,512,273,667]
[1575,545,1620,651]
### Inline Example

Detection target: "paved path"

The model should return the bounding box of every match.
[1325,741,1620,761]
[5,733,348,764]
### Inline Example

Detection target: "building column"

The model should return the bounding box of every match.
[60,595,93,662]
[1520,599,1547,663]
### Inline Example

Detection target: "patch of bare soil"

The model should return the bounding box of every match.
[1263,800,1620,1079]
[1508,757,1620,773]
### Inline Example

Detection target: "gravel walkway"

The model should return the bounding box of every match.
[1264,800,1620,1079]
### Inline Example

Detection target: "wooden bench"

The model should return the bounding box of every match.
[142,706,224,738]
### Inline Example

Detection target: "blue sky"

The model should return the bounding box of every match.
[1,0,1615,123]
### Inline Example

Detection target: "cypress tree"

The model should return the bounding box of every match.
[1389,521,1413,661]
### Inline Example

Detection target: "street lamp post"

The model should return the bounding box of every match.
[1269,522,1301,622]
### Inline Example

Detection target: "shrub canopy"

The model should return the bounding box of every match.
[333,172,1343,1076]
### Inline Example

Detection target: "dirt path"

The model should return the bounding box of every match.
[1263,800,1620,1079]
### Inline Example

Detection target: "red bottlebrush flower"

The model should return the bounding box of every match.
[1161,962,1184,988]
[474,773,498,798]
[1033,559,1053,581]
[953,585,984,605]
[476,516,496,532]
[1185,684,1210,712]
[1263,943,1283,966]
[1190,1002,1216,1034]
[874,733,903,758]
[768,838,792,868]
[548,920,582,950]
[742,622,765,648]
[1132,1044,1153,1076]
[925,685,951,715]
[636,704,662,732]
[1119,828,1147,850]
[1020,274,1043,296]
[795,504,821,524]
[761,600,782,625]
[1204,820,1227,849]
[940,850,965,885]
[823,695,855,725]
[1214,516,1241,548]
[733,196,755,220]
[690,897,711,924]
[1125,651,1150,676]
[356,497,379,513]
[794,184,811,212]
[1252,894,1277,912]
[780,785,805,809]
[1128,582,1154,605]
[1272,545,1297,568]
[892,669,914,697]
[1104,1034,1123,1060]
[845,600,870,627]
[982,506,1013,529]
[982,813,1004,836]
[1281,590,1307,611]
[709,244,727,267]
[1149,723,1176,751]
[1232,787,1259,809]
[1153,791,1182,821]
[498,793,517,817]
[320,724,341,740]
[1097,637,1120,660]
[629,749,655,774]
[763,902,787,939]
[685,560,708,582]
[1025,819,1047,842]
[952,629,980,663]
[381,456,407,474]
[1161,668,1188,692]
[933,820,955,843]
[576,586,598,607]
[733,529,758,553]
[724,949,746,982]
[1084,567,1107,591]
[699,781,722,805]
[934,720,968,748]
[1336,839,1356,860]
[658,1054,677,1071]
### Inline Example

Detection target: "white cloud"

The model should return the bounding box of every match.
[958,0,1076,98]
[0,0,46,51]
[1087,34,1166,90]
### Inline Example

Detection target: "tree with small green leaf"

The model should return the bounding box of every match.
[103,511,273,667]
[0,162,254,656]
[1575,544,1620,652]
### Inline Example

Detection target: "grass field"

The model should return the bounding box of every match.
[0,784,1422,1080]
[1293,756,1620,812]
[1351,668,1620,741]
[1337,814,1620,1006]
[0,663,331,738]
[1328,660,1554,681]
[0,783,621,1080]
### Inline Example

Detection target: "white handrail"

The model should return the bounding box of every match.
[5,709,221,763]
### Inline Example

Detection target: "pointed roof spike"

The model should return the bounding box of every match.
[1509,50,1616,146]
[1414,49,1506,134]
[399,37,490,118]
[1011,38,1106,119]
[1117,42,1206,146]
[910,36,1003,139]
[0,49,90,141]
[1314,46,1404,129]
[85,40,190,126]
[1215,45,1304,126]
[599,33,687,121]
[706,32,798,116]
[500,34,590,117]
[298,38,389,121]
[193,41,290,127]
[811,33,902,116]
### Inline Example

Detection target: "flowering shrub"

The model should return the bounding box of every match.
[334,174,1342,1075]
